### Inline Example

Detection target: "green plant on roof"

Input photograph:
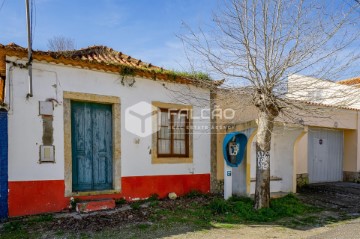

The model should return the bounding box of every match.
[163,70,212,82]
[118,64,212,83]
[119,65,136,86]
[119,65,136,77]
[150,70,157,80]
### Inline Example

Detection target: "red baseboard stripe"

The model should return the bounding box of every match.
[8,174,210,217]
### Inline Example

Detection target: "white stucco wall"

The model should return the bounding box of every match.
[295,133,308,175]
[249,127,303,193]
[5,58,211,181]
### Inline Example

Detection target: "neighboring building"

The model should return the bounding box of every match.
[213,75,360,196]
[289,75,360,185]
[0,43,217,217]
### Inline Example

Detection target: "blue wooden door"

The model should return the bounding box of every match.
[71,102,113,192]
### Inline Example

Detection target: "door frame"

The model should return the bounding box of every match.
[63,92,121,197]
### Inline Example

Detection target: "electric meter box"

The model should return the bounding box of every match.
[39,145,55,163]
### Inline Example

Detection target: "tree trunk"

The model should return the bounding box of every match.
[254,111,275,209]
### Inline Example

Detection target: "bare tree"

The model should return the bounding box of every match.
[180,0,360,209]
[47,36,76,52]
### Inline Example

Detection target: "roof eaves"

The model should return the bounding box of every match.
[0,43,222,89]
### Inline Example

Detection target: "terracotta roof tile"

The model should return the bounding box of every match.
[0,76,4,103]
[0,43,223,101]
[1,43,161,71]
[338,77,360,86]
[301,100,359,111]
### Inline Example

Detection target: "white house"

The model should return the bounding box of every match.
[0,43,217,217]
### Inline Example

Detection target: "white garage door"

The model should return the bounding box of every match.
[308,129,343,183]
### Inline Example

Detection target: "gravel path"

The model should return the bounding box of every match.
[308,218,360,239]
[163,224,328,239]
[162,218,360,239]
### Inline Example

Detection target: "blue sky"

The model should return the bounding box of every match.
[0,0,217,70]
[0,0,358,80]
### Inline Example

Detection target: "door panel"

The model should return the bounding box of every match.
[312,137,328,183]
[71,102,113,192]
[72,102,93,191]
[308,129,343,183]
[91,104,113,190]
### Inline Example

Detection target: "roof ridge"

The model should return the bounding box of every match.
[1,42,155,69]
[5,42,163,71]
[0,42,223,90]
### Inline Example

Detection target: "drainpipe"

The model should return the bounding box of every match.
[25,0,33,98]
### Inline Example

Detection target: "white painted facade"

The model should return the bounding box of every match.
[230,126,302,195]
[5,57,211,182]
[249,127,303,193]
[287,74,360,109]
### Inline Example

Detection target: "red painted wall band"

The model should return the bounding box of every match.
[8,174,210,217]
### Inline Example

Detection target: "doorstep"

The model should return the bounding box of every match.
[76,199,115,213]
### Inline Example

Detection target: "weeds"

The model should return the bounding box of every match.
[185,190,205,198]
[167,71,212,81]
[208,194,315,222]
[147,193,159,201]
[149,201,159,207]
[28,214,54,223]
[115,198,127,206]
[0,194,323,239]
[209,198,231,214]
[130,201,141,210]
[3,221,22,232]
[70,197,80,210]
[117,64,212,83]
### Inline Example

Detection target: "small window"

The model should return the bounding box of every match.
[157,108,189,157]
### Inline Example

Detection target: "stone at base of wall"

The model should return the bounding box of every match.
[343,171,360,183]
[210,178,224,194]
[296,173,309,188]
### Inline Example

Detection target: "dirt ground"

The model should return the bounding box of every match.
[166,182,360,239]
[1,182,360,239]
[298,182,360,214]
[163,223,332,239]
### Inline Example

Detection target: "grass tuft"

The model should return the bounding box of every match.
[185,190,205,199]
[208,194,315,222]
[3,221,22,232]
[0,194,321,239]
[209,198,231,214]
[115,198,127,206]
[147,193,159,201]
[130,201,141,210]
[28,214,54,223]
